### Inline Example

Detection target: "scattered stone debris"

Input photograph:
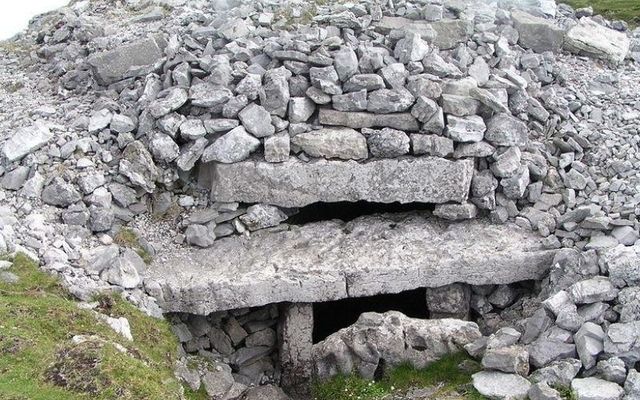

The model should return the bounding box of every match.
[1,0,640,398]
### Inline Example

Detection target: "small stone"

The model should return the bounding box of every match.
[411,134,453,157]
[180,119,206,140]
[485,113,529,147]
[472,371,531,400]
[189,83,233,108]
[185,224,215,248]
[239,103,275,138]
[42,177,81,207]
[394,32,429,64]
[292,128,368,160]
[446,115,486,143]
[239,204,287,231]
[433,203,477,221]
[365,128,409,158]
[288,97,316,123]
[571,377,624,400]
[332,90,367,112]
[333,46,358,81]
[264,134,290,163]
[309,66,342,95]
[201,126,260,164]
[367,88,415,113]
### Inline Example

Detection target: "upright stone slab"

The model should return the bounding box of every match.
[87,35,167,85]
[279,303,313,389]
[201,157,474,207]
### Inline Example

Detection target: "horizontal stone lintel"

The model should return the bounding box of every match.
[201,156,475,208]
[144,214,557,314]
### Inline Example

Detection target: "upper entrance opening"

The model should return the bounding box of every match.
[286,201,435,225]
[312,288,428,343]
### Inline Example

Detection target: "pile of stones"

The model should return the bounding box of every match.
[1,0,640,398]
[170,305,280,390]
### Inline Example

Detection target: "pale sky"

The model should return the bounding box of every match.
[0,0,71,40]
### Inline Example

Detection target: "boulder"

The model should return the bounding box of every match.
[565,17,631,64]
[313,311,481,379]
[511,10,564,53]
[571,377,624,400]
[87,35,166,85]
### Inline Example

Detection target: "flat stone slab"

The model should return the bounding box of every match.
[144,214,557,314]
[201,157,474,208]
[318,109,420,131]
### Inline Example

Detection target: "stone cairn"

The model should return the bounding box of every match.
[1,0,640,398]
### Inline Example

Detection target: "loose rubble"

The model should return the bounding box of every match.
[1,0,640,398]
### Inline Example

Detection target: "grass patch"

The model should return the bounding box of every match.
[113,228,152,264]
[312,352,487,400]
[553,384,578,400]
[560,0,640,25]
[0,253,189,399]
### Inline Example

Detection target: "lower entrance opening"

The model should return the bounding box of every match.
[312,288,428,343]
[286,201,435,225]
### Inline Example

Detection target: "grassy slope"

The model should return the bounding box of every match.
[311,352,487,400]
[0,253,188,400]
[561,0,640,24]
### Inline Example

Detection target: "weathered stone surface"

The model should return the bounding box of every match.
[189,83,233,108]
[87,35,166,84]
[239,204,287,231]
[42,177,81,207]
[144,214,556,313]
[292,128,368,160]
[365,128,410,158]
[203,157,473,207]
[601,244,640,287]
[511,11,564,53]
[367,88,415,113]
[565,17,631,64]
[118,141,158,193]
[201,126,260,164]
[319,109,419,131]
[426,283,470,319]
[482,346,529,376]
[572,377,624,400]
[485,113,529,147]
[279,303,313,388]
[2,123,52,163]
[313,311,481,379]
[472,371,531,400]
[239,103,275,138]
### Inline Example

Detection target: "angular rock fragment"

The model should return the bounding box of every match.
[201,126,260,164]
[149,88,188,118]
[2,123,52,163]
[511,11,564,53]
[42,177,81,207]
[411,134,453,157]
[239,204,287,231]
[87,35,166,85]
[365,128,409,158]
[239,103,275,138]
[446,115,486,143]
[118,141,158,193]
[292,128,367,160]
[189,83,233,108]
[485,113,529,147]
[367,88,415,113]
[260,67,291,117]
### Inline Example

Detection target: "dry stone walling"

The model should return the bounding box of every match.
[1,0,640,399]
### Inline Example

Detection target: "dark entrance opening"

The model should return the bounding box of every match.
[286,201,435,225]
[312,288,428,343]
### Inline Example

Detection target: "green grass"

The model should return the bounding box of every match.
[0,253,189,400]
[113,228,153,264]
[561,0,640,25]
[311,352,487,400]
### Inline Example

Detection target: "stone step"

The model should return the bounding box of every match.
[144,213,557,314]
[200,156,474,208]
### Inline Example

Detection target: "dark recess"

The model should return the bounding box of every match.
[286,201,435,225]
[312,288,428,343]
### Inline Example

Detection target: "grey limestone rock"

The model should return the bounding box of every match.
[239,204,287,231]
[365,128,410,158]
[185,224,216,248]
[426,283,471,319]
[201,126,260,164]
[319,109,421,131]
[119,141,158,193]
[42,177,81,207]
[472,371,531,400]
[148,88,188,118]
[394,32,429,64]
[482,345,530,376]
[291,128,368,160]
[87,35,166,85]
[203,157,474,208]
[511,10,564,53]
[485,113,529,147]
[446,115,486,143]
[367,88,415,113]
[434,203,478,221]
[565,17,630,64]
[332,90,367,112]
[260,67,291,117]
[189,82,233,108]
[264,134,290,163]
[144,214,555,314]
[411,134,453,157]
[571,377,624,400]
[2,123,52,163]
[310,66,342,95]
[333,46,358,82]
[239,103,275,138]
[313,311,481,379]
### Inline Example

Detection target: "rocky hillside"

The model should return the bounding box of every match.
[2,0,640,399]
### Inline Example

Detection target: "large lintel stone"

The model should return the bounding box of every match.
[143,214,557,314]
[200,157,474,207]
